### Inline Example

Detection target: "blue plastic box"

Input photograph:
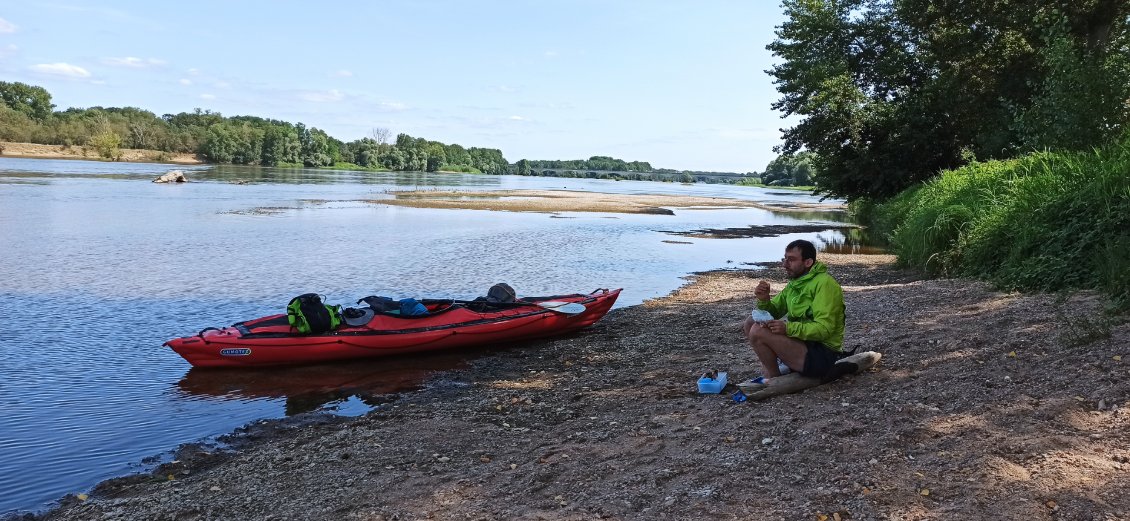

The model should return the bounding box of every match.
[697,371,727,394]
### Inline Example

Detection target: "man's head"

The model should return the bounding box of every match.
[782,239,817,279]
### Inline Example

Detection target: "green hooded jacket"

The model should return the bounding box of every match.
[756,261,845,351]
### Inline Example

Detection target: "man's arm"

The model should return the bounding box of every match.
[785,278,844,344]
[755,281,787,318]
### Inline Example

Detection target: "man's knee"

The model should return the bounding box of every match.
[748,325,773,344]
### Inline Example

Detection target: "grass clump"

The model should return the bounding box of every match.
[438,164,482,173]
[874,135,1130,307]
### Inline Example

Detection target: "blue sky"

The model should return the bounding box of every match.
[0,2,793,173]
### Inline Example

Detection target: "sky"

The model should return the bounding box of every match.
[0,1,795,173]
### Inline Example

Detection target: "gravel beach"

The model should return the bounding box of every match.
[30,253,1129,521]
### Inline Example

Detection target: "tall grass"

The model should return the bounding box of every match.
[874,135,1130,307]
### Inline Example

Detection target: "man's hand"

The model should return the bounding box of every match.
[764,320,787,335]
[755,280,771,302]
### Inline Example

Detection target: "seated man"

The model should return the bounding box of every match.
[741,239,845,384]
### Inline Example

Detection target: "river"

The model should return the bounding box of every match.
[0,157,857,516]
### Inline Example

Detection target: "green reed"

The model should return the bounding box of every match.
[874,135,1130,308]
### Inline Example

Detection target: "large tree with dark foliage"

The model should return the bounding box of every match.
[767,0,1130,201]
[0,81,55,121]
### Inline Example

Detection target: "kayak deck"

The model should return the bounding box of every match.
[166,289,621,368]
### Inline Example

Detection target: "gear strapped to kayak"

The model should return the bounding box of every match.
[164,287,621,368]
[286,294,342,334]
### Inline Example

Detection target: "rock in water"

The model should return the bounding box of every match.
[153,170,188,183]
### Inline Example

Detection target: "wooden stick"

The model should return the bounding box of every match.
[738,351,882,402]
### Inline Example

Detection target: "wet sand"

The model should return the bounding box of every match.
[371,189,844,215]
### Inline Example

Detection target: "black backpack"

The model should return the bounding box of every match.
[486,283,516,303]
[286,293,342,334]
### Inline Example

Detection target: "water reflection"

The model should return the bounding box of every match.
[815,228,889,255]
[198,164,489,187]
[175,350,478,416]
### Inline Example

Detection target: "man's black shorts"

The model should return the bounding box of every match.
[801,341,844,377]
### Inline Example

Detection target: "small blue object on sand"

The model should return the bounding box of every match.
[697,371,728,393]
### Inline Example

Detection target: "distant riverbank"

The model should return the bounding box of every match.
[0,141,202,165]
[377,189,845,215]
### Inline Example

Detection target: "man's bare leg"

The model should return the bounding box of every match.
[748,325,808,379]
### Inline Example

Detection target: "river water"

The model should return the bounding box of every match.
[0,157,856,515]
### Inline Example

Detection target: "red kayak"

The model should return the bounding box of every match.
[165,288,621,368]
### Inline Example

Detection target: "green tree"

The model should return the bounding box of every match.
[761,151,817,186]
[1012,25,1130,150]
[0,105,36,142]
[163,109,224,154]
[767,0,1130,201]
[445,143,472,167]
[424,142,447,171]
[298,124,333,167]
[201,124,237,163]
[88,124,122,160]
[0,81,55,122]
[348,137,382,167]
[378,147,407,170]
[261,124,301,165]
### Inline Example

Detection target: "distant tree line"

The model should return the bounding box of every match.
[0,81,508,173]
[759,152,814,186]
[2,81,779,183]
[515,156,654,173]
[511,156,771,185]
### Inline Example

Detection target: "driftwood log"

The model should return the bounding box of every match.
[737,351,882,402]
[153,170,188,183]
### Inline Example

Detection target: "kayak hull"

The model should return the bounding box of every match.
[165,289,620,368]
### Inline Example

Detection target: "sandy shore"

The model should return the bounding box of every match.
[32,254,1129,521]
[374,189,845,215]
[0,142,202,164]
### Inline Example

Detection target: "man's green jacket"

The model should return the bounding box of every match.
[756,261,845,350]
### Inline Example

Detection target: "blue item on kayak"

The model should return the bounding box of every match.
[399,298,428,316]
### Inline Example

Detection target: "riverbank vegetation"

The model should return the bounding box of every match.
[768,0,1130,304]
[875,138,1130,307]
[0,82,509,174]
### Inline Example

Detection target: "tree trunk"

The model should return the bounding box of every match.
[738,351,882,402]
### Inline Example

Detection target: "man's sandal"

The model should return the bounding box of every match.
[737,376,768,393]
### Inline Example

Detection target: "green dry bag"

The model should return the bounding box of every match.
[286,293,342,334]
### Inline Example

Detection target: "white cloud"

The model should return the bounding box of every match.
[335,69,353,77]
[543,50,559,58]
[378,101,407,111]
[0,17,16,33]
[186,68,200,76]
[0,44,17,58]
[179,78,192,85]
[214,81,230,89]
[300,89,344,103]
[508,115,526,121]
[102,56,166,68]
[492,85,517,93]
[29,62,91,78]
[200,93,216,100]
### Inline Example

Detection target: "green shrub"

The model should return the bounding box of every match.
[876,134,1130,306]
